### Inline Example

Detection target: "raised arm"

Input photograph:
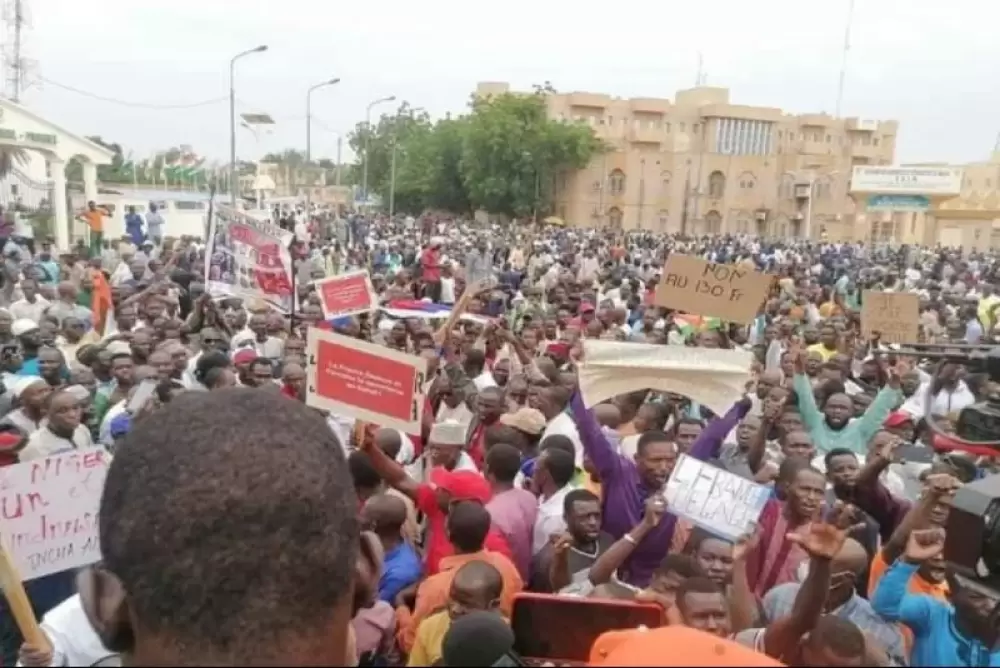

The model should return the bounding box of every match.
[688,397,753,462]
[587,498,665,587]
[360,439,420,501]
[792,372,823,434]
[761,505,855,660]
[850,368,903,447]
[871,528,945,637]
[569,389,622,481]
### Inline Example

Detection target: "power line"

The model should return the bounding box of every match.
[37,75,227,109]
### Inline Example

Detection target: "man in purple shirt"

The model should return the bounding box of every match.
[570,391,752,587]
[484,443,538,580]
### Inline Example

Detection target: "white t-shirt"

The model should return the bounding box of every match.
[9,295,50,323]
[440,276,456,304]
[541,412,585,467]
[17,595,113,668]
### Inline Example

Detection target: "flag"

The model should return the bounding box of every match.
[91,269,114,335]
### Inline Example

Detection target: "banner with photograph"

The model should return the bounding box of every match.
[204,205,295,312]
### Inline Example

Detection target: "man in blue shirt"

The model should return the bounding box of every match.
[361,493,422,605]
[124,205,144,247]
[872,527,1000,667]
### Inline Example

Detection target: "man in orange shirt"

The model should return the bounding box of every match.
[75,201,109,258]
[397,500,523,653]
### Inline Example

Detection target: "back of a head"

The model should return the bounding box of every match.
[447,500,492,553]
[96,388,359,665]
[442,611,519,667]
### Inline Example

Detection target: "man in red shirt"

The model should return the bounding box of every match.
[359,429,513,575]
[420,240,443,303]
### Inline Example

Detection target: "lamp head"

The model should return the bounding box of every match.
[254,45,268,53]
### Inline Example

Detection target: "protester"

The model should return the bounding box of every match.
[0,212,998,668]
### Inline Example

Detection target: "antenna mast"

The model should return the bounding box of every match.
[3,0,33,102]
[834,0,855,117]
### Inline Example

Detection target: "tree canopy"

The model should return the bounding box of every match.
[347,88,604,217]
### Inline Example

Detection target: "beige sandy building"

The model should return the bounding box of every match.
[476,82,899,240]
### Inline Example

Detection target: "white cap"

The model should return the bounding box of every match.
[11,319,38,337]
[429,419,467,446]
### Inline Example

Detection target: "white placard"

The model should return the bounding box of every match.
[0,448,110,581]
[662,454,770,541]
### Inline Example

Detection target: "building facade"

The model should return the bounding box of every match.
[476,82,898,240]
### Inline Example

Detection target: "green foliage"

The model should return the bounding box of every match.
[347,89,603,216]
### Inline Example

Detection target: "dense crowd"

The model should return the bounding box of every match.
[0,202,998,667]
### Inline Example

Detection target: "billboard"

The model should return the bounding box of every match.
[850,166,962,196]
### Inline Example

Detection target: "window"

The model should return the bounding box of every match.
[174,200,205,210]
[608,207,624,229]
[705,210,722,234]
[873,137,880,146]
[825,134,831,143]
[609,169,626,196]
[665,122,671,133]
[738,172,756,190]
[658,209,669,227]
[692,123,700,133]
[680,122,686,132]
[708,171,726,198]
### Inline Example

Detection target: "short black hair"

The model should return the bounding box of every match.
[447,500,491,553]
[809,615,865,659]
[485,443,521,484]
[249,357,274,375]
[194,350,231,384]
[99,388,359,661]
[823,447,857,471]
[541,447,575,488]
[348,451,381,491]
[655,553,702,579]
[676,576,724,609]
[202,366,230,390]
[636,430,673,456]
[539,434,575,458]
[563,488,600,517]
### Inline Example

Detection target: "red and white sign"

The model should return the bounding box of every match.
[306,328,427,433]
[0,448,110,581]
[314,270,378,320]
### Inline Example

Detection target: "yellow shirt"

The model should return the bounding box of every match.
[407,610,451,667]
[807,342,838,362]
[978,295,1000,330]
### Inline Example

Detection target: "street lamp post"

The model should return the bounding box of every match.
[388,106,425,219]
[305,77,340,216]
[361,95,396,211]
[229,45,268,206]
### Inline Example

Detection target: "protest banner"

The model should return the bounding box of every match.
[204,205,295,312]
[580,340,753,416]
[0,448,110,582]
[861,291,919,344]
[314,270,378,320]
[306,327,427,434]
[655,254,772,325]
[662,454,769,541]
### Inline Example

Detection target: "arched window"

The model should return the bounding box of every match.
[738,171,756,190]
[705,210,722,235]
[608,207,624,229]
[708,171,726,199]
[609,170,626,196]
[658,209,669,229]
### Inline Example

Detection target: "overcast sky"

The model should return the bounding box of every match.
[19,0,1000,166]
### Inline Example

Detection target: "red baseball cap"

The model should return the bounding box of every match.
[429,467,492,504]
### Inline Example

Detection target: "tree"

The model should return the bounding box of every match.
[347,102,432,201]
[346,88,603,218]
[460,91,602,218]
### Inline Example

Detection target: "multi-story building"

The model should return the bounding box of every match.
[476,82,898,240]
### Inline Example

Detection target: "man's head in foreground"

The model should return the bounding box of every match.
[83,388,360,666]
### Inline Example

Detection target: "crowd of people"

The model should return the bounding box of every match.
[0,206,997,667]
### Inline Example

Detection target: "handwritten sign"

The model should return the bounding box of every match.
[655,254,772,325]
[662,454,769,541]
[861,291,918,344]
[314,270,378,320]
[306,328,427,434]
[0,448,110,581]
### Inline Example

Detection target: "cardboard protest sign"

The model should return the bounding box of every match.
[314,270,378,320]
[663,454,769,541]
[580,340,753,416]
[0,448,110,581]
[306,328,428,434]
[655,254,772,325]
[204,205,295,312]
[861,291,919,344]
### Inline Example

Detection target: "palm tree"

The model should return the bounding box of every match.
[0,146,29,178]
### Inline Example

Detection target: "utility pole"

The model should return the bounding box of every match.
[335,135,343,186]
[835,0,856,117]
[3,0,30,102]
